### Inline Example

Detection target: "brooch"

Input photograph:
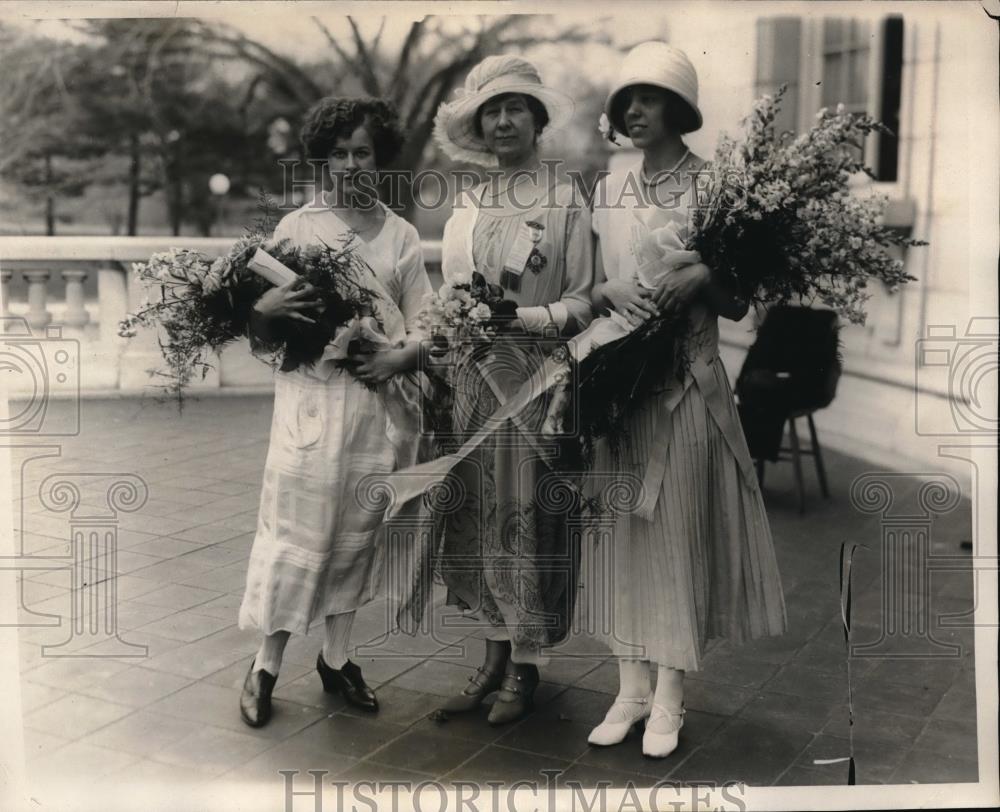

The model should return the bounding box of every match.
[524,220,546,274]
[526,247,548,274]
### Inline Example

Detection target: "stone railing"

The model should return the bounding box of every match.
[1,236,442,395]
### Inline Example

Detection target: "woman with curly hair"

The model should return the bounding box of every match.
[237,96,433,727]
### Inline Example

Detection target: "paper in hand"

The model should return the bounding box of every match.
[248,249,299,286]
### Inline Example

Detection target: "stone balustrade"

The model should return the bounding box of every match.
[0,236,442,395]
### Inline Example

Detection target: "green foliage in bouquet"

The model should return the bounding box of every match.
[569,87,922,465]
[119,200,380,405]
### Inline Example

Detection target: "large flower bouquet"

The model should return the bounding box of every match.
[119,219,381,403]
[571,88,921,461]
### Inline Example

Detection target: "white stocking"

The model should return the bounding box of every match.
[649,665,685,732]
[602,659,652,723]
[254,630,290,676]
[322,611,356,669]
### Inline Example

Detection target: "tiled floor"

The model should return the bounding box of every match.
[6,395,982,802]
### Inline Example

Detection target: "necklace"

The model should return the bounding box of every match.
[640,148,691,187]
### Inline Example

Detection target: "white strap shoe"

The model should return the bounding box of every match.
[587,695,652,746]
[642,703,684,758]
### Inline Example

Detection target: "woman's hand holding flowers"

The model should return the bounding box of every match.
[349,346,408,385]
[253,279,323,324]
[603,278,659,325]
[652,262,710,315]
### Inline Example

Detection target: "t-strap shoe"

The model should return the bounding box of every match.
[642,704,684,758]
[587,694,652,746]
[441,665,505,713]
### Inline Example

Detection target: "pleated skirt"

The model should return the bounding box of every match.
[579,357,787,671]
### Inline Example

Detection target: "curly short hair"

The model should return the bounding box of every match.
[300,96,405,166]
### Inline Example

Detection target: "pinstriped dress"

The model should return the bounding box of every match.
[581,160,786,671]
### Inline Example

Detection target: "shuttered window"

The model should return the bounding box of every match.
[755,17,801,137]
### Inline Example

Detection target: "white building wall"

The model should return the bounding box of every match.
[607,4,997,490]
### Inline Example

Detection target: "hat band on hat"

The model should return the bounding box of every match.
[473,72,544,96]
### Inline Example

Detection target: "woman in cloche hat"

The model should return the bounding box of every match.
[583,41,786,758]
[430,54,594,726]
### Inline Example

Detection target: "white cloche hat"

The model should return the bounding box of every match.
[605,42,703,136]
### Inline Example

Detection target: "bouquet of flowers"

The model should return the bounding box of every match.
[119,216,380,404]
[417,270,516,356]
[571,87,921,462]
[413,271,521,441]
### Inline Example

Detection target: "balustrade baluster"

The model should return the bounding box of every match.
[23,270,52,330]
[61,269,90,328]
[1,270,12,325]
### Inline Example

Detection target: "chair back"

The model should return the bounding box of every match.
[737,306,842,413]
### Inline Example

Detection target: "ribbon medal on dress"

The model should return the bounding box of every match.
[500,220,546,292]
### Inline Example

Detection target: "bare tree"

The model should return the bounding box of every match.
[311,15,606,172]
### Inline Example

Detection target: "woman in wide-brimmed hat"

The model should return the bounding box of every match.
[430,54,593,726]
[582,41,786,758]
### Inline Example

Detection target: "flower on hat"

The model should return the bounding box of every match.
[597,112,618,145]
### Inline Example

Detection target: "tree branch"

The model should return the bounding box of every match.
[313,17,354,68]
[389,19,426,101]
[347,16,382,96]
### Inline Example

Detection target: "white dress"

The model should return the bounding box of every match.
[238,203,432,635]
[578,160,787,670]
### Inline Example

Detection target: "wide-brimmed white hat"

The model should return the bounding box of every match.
[433,54,575,167]
[605,42,702,136]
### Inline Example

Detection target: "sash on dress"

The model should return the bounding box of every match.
[381,186,759,521]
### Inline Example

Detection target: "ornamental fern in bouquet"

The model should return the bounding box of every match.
[572,87,922,460]
[118,204,381,404]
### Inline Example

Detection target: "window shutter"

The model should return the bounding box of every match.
[755,17,802,136]
[876,16,904,182]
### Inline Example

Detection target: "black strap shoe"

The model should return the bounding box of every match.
[440,665,505,713]
[317,654,378,712]
[240,658,277,728]
[487,663,539,726]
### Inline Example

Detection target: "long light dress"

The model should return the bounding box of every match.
[238,202,432,636]
[437,179,594,664]
[582,159,787,671]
